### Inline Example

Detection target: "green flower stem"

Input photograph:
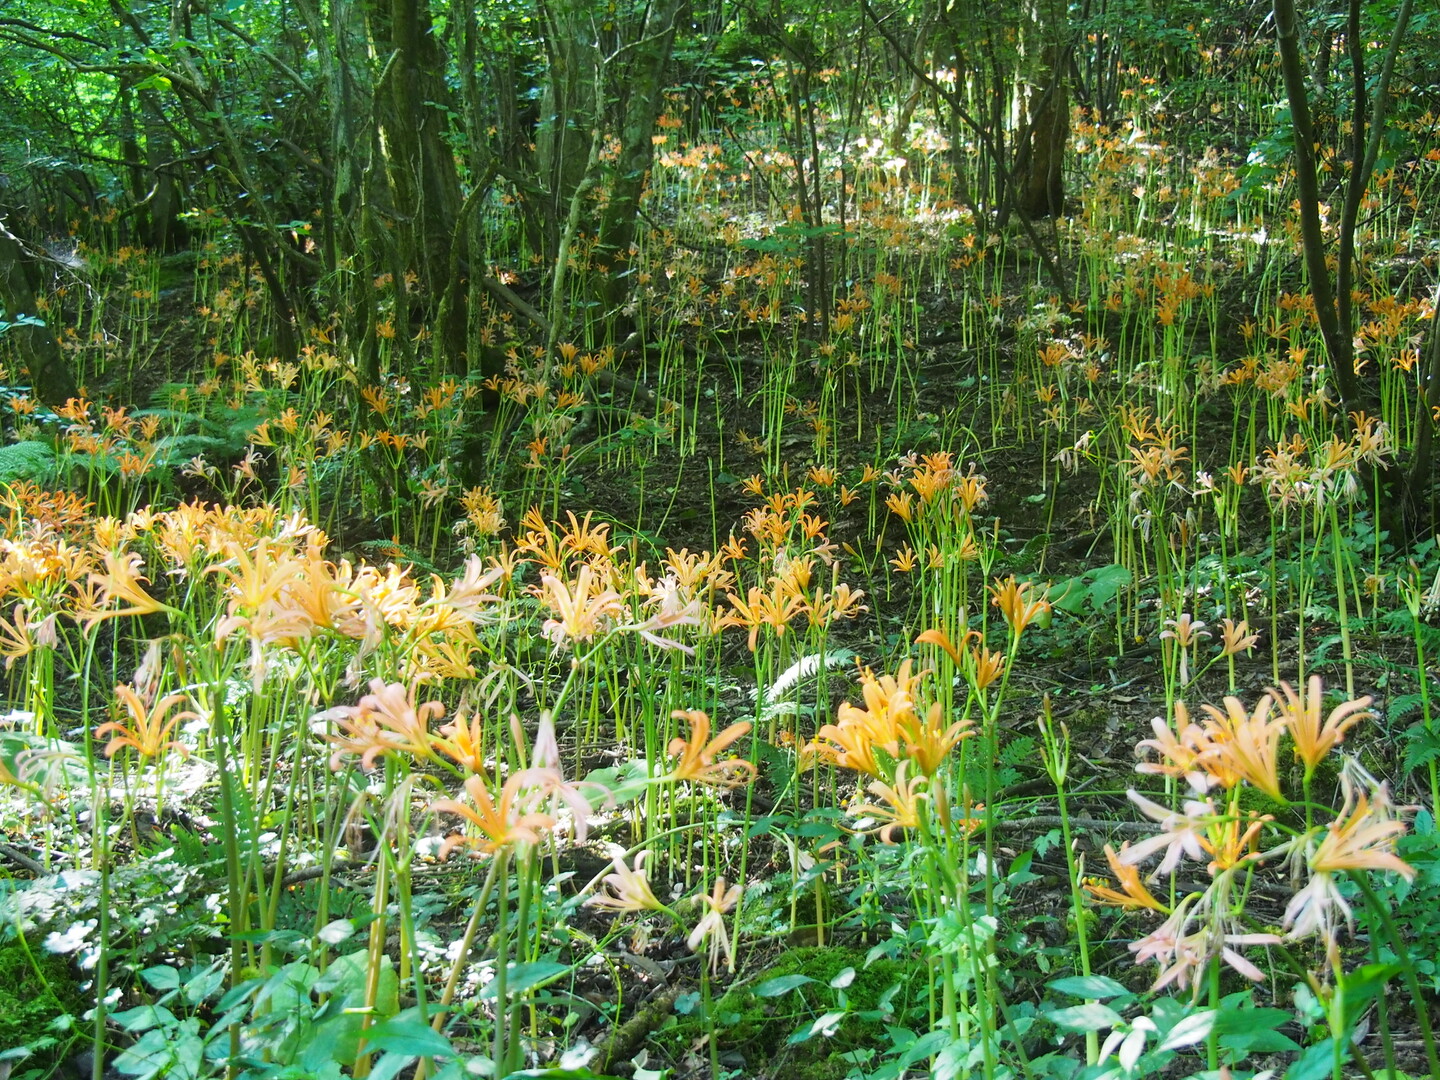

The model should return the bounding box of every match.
[1347,870,1440,1079]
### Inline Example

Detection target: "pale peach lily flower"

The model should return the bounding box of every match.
[1129,893,1278,993]
[629,573,703,652]
[1309,776,1414,881]
[1135,702,1212,793]
[687,876,742,973]
[522,712,599,841]
[1160,614,1208,683]
[1160,613,1208,647]
[587,851,670,914]
[1283,782,1412,961]
[1121,791,1216,875]
[441,554,507,617]
[1128,897,1203,992]
[317,679,445,771]
[538,563,625,647]
[81,550,177,629]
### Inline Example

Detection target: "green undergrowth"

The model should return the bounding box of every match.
[667,944,923,1078]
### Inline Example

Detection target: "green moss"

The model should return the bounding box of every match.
[0,933,84,1059]
[667,945,923,1078]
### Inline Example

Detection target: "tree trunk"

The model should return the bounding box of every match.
[366,0,466,365]
[1013,0,1069,220]
[1016,42,1068,218]
[591,0,686,315]
[0,221,80,408]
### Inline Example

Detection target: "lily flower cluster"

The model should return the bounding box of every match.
[803,658,977,841]
[319,669,760,973]
[582,710,756,972]
[1086,676,1414,994]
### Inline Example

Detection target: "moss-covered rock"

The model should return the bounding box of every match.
[0,933,84,1062]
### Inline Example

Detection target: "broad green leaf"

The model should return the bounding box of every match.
[112,1028,176,1080]
[1046,975,1131,1000]
[754,974,815,997]
[363,1015,456,1058]
[788,1010,847,1044]
[480,961,570,999]
[1157,1009,1215,1051]
[1047,1003,1121,1032]
[1285,1037,1340,1080]
[140,966,180,991]
[110,1005,177,1033]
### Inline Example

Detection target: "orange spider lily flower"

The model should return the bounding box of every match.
[806,660,970,777]
[81,551,178,629]
[433,772,556,857]
[990,575,1050,637]
[717,584,805,652]
[666,710,756,787]
[1206,811,1273,875]
[431,710,487,775]
[1198,693,1286,800]
[1084,843,1169,912]
[852,761,927,843]
[915,627,968,665]
[966,645,1007,691]
[559,511,616,558]
[889,545,916,573]
[96,684,196,760]
[885,490,917,522]
[1269,676,1373,776]
[895,701,974,777]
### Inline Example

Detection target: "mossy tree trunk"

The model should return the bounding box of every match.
[0,220,81,408]
[365,0,467,368]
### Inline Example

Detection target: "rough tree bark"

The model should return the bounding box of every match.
[0,220,81,408]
